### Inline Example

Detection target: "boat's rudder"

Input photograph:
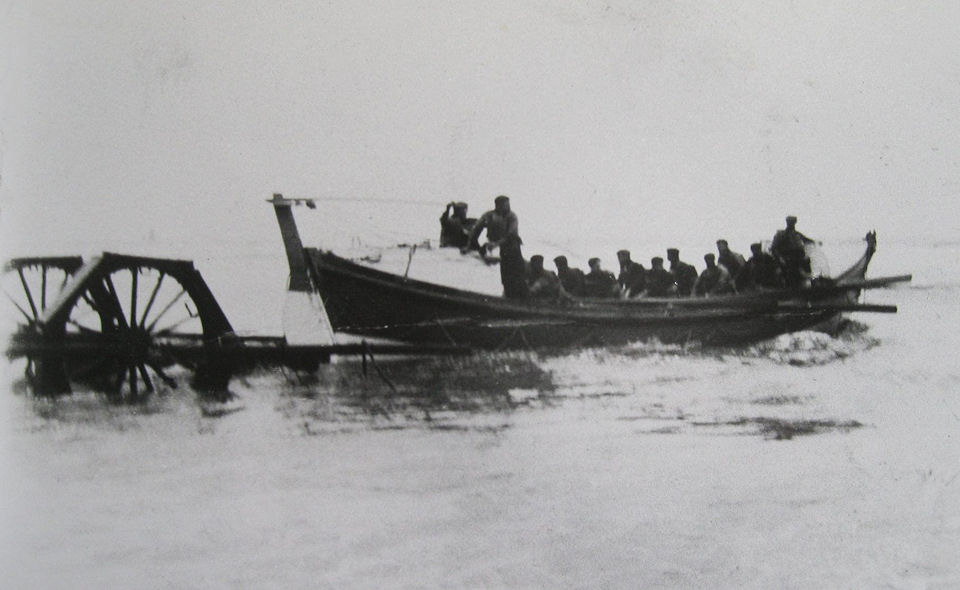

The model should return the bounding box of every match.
[283,288,335,345]
[270,193,335,345]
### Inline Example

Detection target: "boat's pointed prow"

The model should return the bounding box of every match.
[834,230,880,284]
[283,289,335,345]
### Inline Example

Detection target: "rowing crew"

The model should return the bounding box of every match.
[440,196,816,300]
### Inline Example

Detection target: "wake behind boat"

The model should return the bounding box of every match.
[272,194,911,349]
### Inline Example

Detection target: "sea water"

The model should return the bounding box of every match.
[1,214,958,588]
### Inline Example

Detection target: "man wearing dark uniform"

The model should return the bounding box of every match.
[526,255,563,299]
[554,255,586,297]
[693,253,733,296]
[616,250,647,298]
[666,248,698,296]
[770,215,815,288]
[642,257,676,297]
[584,258,620,298]
[465,196,527,298]
[716,239,746,278]
[738,242,783,290]
[439,202,475,249]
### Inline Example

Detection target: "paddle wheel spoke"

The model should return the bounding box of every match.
[102,274,130,330]
[145,287,188,333]
[41,265,48,310]
[66,318,113,336]
[129,268,138,328]
[6,294,34,325]
[128,364,138,397]
[17,268,39,321]
[137,364,155,393]
[81,292,105,314]
[146,361,178,388]
[154,315,201,337]
[139,272,165,328]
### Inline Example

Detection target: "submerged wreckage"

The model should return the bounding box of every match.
[4,194,911,399]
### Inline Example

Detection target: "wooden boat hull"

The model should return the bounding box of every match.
[303,249,860,348]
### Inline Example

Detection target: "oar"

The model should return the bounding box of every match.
[776,301,898,314]
[834,274,913,289]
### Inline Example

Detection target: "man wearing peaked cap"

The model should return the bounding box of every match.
[465,195,527,298]
[584,258,619,298]
[693,252,732,297]
[716,239,746,280]
[616,249,647,298]
[553,255,586,297]
[666,248,697,296]
[771,215,815,288]
[643,256,676,297]
[526,254,563,299]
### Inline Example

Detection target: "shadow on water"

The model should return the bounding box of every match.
[691,417,865,440]
[274,351,555,434]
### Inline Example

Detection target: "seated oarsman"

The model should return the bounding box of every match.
[526,255,563,299]
[693,253,733,297]
[666,248,698,296]
[616,249,647,298]
[439,201,476,249]
[770,215,815,288]
[554,255,586,297]
[640,257,676,297]
[584,257,620,298]
[716,239,746,278]
[737,243,783,291]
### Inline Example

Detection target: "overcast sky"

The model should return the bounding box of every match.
[2,1,959,258]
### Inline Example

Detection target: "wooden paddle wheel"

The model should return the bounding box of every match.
[5,253,238,400]
[4,256,84,389]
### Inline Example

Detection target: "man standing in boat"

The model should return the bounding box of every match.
[464,195,528,298]
[771,215,815,288]
[462,196,519,259]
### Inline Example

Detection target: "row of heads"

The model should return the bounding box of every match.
[532,239,770,271]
